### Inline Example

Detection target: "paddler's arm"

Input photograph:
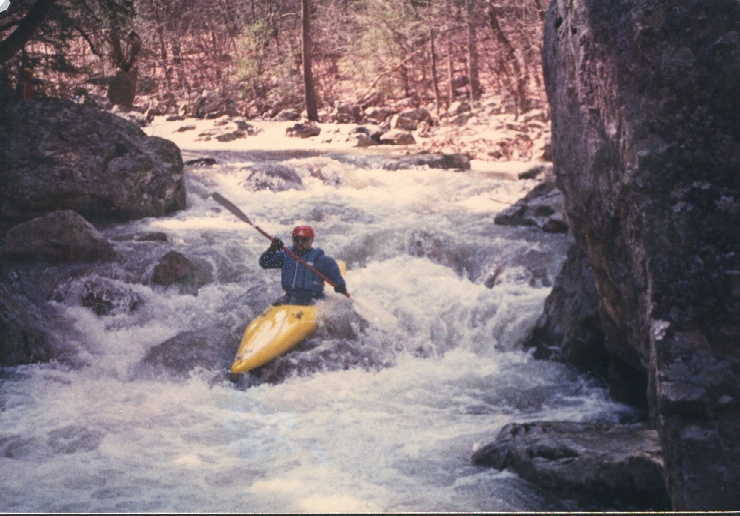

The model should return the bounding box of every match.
[259,238,285,269]
[317,256,347,295]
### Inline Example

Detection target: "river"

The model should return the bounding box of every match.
[0,120,633,512]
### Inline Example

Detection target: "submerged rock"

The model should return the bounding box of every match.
[382,153,471,171]
[150,250,214,295]
[473,421,669,510]
[241,164,304,192]
[136,324,238,378]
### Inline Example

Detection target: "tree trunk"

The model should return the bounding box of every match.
[487,1,528,116]
[301,0,318,121]
[430,28,441,119]
[466,0,481,102]
[446,0,455,105]
[0,0,55,65]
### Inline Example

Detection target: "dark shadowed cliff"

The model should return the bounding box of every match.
[540,0,739,509]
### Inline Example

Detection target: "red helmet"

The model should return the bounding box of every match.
[292,225,315,239]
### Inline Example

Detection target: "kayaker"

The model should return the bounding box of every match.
[259,225,348,305]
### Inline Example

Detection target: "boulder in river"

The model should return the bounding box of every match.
[241,164,304,192]
[0,99,186,232]
[494,181,567,233]
[150,251,214,295]
[0,278,78,367]
[136,323,238,378]
[542,0,740,508]
[382,153,471,171]
[472,421,670,510]
[1,210,115,263]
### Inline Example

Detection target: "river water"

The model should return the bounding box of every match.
[0,120,633,512]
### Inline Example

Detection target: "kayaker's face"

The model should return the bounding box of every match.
[293,236,313,251]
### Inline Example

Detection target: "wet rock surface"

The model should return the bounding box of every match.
[494,181,566,233]
[0,99,185,232]
[472,421,669,510]
[382,153,470,171]
[136,324,239,379]
[542,0,740,508]
[150,251,214,295]
[241,164,304,192]
[1,210,115,263]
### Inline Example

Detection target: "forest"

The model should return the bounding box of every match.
[1,0,545,122]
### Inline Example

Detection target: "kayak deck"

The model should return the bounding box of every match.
[230,304,318,374]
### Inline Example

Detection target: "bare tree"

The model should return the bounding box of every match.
[301,0,318,121]
[0,0,56,65]
[466,0,481,101]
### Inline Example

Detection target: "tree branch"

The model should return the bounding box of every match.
[0,0,56,65]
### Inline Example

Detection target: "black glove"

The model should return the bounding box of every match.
[268,238,284,252]
[334,284,348,295]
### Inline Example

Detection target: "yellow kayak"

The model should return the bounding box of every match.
[230,304,318,374]
[231,261,346,374]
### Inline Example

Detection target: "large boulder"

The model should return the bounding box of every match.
[494,181,567,233]
[0,99,185,232]
[389,108,432,131]
[543,0,740,508]
[1,210,115,263]
[472,421,669,510]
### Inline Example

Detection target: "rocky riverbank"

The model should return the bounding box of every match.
[476,0,740,510]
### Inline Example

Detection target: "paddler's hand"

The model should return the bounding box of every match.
[334,284,348,296]
[268,238,284,252]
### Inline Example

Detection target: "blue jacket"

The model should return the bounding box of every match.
[259,246,346,301]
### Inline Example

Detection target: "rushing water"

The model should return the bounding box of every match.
[0,121,634,512]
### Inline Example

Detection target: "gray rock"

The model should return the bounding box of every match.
[333,102,362,123]
[0,99,185,232]
[77,277,142,316]
[349,133,374,147]
[382,153,470,171]
[494,181,567,232]
[285,122,321,138]
[0,275,79,367]
[523,244,611,379]
[472,421,669,510]
[275,109,300,121]
[241,164,304,192]
[378,129,416,145]
[150,251,213,295]
[1,210,115,263]
[389,108,432,131]
[184,157,218,168]
[518,164,552,180]
[136,323,237,378]
[364,106,395,124]
[215,130,246,142]
[543,0,740,508]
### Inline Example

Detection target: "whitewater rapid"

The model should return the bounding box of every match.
[0,119,633,512]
